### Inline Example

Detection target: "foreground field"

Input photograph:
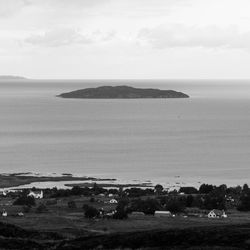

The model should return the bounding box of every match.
[0,195,250,249]
[1,196,250,237]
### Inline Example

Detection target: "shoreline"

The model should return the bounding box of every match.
[0,172,154,191]
[0,172,249,191]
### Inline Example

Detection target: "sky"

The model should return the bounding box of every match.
[1,0,250,79]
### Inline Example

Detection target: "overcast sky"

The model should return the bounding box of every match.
[1,0,250,79]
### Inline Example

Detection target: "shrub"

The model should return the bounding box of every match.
[89,197,95,202]
[84,206,99,218]
[68,201,77,209]
[165,198,185,213]
[82,204,89,211]
[36,203,48,213]
[22,205,31,213]
[13,196,36,206]
[113,199,128,219]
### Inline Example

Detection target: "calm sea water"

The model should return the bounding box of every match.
[1,79,250,187]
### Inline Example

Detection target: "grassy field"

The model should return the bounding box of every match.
[1,196,250,238]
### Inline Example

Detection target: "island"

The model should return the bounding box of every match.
[57,85,189,99]
[0,75,27,80]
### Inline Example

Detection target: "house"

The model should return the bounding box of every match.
[28,190,43,199]
[208,209,227,218]
[2,209,7,217]
[109,199,118,204]
[17,212,24,217]
[154,211,172,217]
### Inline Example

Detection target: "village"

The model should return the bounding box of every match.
[0,182,249,237]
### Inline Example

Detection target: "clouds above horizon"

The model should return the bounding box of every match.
[25,28,92,47]
[1,0,250,78]
[138,24,250,49]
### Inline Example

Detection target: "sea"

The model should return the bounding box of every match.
[1,79,250,188]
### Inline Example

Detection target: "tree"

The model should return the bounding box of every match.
[199,184,215,194]
[13,196,36,206]
[243,184,249,194]
[186,195,194,207]
[165,198,185,213]
[179,187,198,194]
[92,183,105,195]
[155,184,164,195]
[130,198,161,215]
[71,186,82,196]
[237,189,250,211]
[84,206,99,218]
[113,199,128,219]
[201,190,226,210]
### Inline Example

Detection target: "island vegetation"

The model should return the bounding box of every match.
[57,85,189,99]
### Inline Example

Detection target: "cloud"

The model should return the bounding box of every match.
[0,0,31,17]
[25,28,93,47]
[138,24,250,49]
[42,0,111,8]
[0,0,111,18]
[24,28,116,47]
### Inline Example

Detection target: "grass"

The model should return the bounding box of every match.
[1,196,250,237]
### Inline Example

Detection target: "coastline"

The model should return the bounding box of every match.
[1,172,249,191]
[0,172,154,191]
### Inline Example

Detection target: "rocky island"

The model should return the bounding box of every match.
[58,85,189,99]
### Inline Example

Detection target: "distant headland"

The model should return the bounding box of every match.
[0,75,27,80]
[58,85,189,99]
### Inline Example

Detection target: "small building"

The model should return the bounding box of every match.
[2,190,7,196]
[109,199,118,204]
[154,211,172,217]
[2,209,7,217]
[130,211,145,217]
[208,209,227,218]
[17,212,24,217]
[28,190,43,199]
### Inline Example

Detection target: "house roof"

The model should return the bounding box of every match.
[155,211,171,214]
[29,190,42,194]
[209,209,224,215]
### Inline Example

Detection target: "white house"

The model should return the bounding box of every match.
[109,199,118,204]
[28,190,43,199]
[154,211,172,217]
[208,209,227,218]
[17,212,24,217]
[2,209,7,217]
